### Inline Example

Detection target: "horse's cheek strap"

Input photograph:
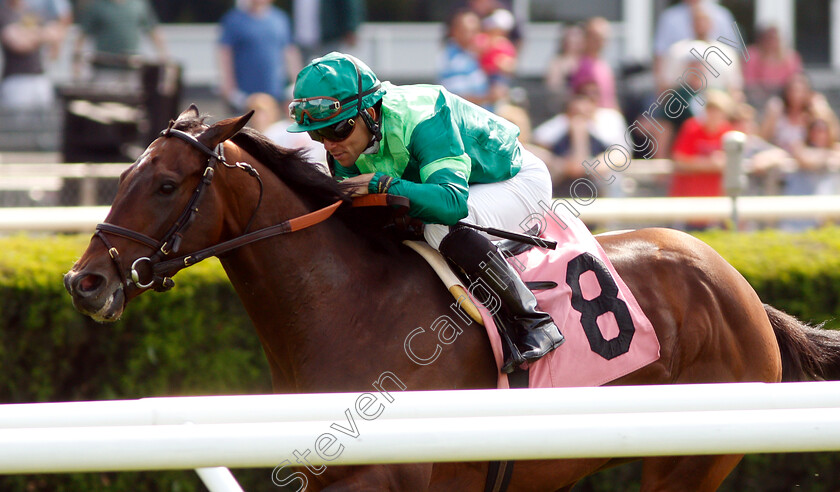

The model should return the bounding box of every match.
[94,230,130,290]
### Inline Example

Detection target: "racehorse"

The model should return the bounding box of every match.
[64,106,840,491]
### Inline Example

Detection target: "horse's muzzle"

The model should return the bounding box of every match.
[64,269,125,322]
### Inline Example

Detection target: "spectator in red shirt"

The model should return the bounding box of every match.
[474,8,517,106]
[669,89,734,197]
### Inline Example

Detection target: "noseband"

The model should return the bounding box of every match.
[94,127,343,292]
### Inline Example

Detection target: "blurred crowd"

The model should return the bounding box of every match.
[434,0,840,233]
[435,0,840,232]
[2,0,839,230]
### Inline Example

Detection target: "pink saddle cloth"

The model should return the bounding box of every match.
[477,214,660,389]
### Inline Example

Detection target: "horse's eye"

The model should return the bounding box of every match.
[159,182,176,195]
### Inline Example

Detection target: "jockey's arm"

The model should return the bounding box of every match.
[351,96,479,225]
[378,118,473,224]
[370,163,470,225]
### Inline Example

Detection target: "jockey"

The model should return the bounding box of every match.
[287,52,564,373]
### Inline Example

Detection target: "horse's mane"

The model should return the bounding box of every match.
[233,127,352,208]
[171,116,350,210]
[171,115,409,252]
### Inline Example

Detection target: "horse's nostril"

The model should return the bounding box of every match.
[77,273,105,294]
[63,272,72,293]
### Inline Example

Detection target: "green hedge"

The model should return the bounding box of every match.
[698,226,840,330]
[0,234,272,491]
[1,228,840,491]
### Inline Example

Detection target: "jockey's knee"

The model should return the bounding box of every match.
[424,224,449,250]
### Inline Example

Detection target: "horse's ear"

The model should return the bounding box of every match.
[198,110,254,149]
[177,104,200,122]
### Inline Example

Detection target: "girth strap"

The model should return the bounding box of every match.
[484,368,528,492]
[484,461,514,492]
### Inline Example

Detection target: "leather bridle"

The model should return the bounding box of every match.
[94,127,343,292]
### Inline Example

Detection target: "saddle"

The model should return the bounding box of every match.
[351,193,555,322]
[356,194,660,492]
[352,194,660,389]
[402,238,557,326]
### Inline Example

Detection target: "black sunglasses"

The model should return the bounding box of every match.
[308,117,357,143]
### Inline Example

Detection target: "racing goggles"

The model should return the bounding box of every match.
[290,95,352,124]
[289,82,382,125]
[307,117,356,143]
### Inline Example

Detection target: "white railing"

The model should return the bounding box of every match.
[0,206,108,232]
[584,195,840,223]
[1,383,840,474]
[3,195,840,233]
[6,382,840,428]
[0,162,127,207]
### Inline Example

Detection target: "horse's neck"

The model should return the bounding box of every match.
[215,157,407,389]
[221,222,376,390]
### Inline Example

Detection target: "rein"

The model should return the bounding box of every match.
[94,127,342,292]
[151,199,343,279]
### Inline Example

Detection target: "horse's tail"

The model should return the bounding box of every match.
[765,304,840,381]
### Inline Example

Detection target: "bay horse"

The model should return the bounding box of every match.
[64,106,840,491]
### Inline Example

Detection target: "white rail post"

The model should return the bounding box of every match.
[723,130,746,227]
[79,164,97,206]
[195,467,245,492]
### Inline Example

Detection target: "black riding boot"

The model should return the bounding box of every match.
[439,226,565,373]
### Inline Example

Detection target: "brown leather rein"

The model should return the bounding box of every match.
[94,128,350,292]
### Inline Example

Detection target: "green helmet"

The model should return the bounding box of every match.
[287,52,386,133]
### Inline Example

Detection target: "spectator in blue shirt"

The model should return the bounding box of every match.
[438,9,490,108]
[218,0,301,111]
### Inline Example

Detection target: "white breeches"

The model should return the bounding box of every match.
[424,145,553,249]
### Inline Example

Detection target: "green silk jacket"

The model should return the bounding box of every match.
[334,82,523,225]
